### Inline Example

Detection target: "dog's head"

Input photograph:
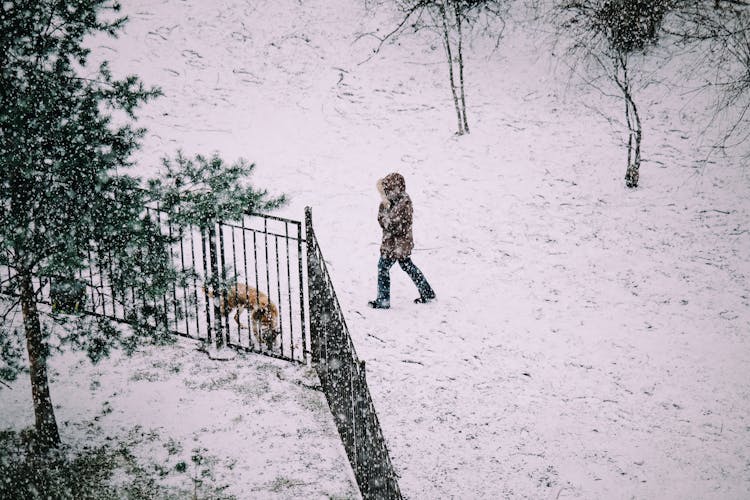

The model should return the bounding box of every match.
[250,307,279,349]
[250,306,274,326]
[260,328,281,350]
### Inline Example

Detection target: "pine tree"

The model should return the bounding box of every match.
[0,0,164,449]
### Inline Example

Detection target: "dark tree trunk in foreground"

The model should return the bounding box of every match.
[19,271,60,449]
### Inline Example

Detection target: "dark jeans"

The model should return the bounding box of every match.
[377,256,434,301]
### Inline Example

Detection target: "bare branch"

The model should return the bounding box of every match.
[1,297,20,322]
[356,0,433,65]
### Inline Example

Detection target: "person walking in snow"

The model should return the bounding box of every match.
[368,172,436,309]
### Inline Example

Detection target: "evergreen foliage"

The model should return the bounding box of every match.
[148,152,287,230]
[0,0,166,449]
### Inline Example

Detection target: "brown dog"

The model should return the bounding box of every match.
[204,283,280,349]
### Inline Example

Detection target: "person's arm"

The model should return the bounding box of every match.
[383,197,411,235]
[377,202,389,229]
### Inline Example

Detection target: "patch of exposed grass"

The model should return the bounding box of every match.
[0,427,235,500]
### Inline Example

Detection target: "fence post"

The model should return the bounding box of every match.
[200,227,213,346]
[304,207,321,367]
[297,220,308,363]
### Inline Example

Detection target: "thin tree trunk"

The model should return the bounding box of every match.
[20,270,60,449]
[616,54,640,188]
[624,87,633,169]
[454,1,469,134]
[439,2,465,135]
[621,57,641,188]
[630,97,642,187]
[624,101,641,188]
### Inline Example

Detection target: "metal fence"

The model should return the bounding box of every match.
[0,209,309,364]
[305,207,402,500]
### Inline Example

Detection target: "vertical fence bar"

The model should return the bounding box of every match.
[218,222,231,345]
[304,207,320,366]
[189,226,201,339]
[164,208,179,333]
[86,247,96,313]
[274,234,283,356]
[177,223,191,338]
[201,228,213,345]
[285,223,295,361]
[263,218,271,354]
[230,222,239,347]
[241,217,251,348]
[107,249,117,319]
[298,219,307,361]
[208,223,225,350]
[140,209,150,315]
[154,207,169,330]
[96,246,106,316]
[252,231,260,351]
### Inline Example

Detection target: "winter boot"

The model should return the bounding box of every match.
[414,291,436,304]
[368,299,390,309]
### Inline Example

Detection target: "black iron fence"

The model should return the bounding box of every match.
[305,207,402,500]
[0,209,309,363]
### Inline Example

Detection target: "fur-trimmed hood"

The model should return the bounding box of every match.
[380,172,406,200]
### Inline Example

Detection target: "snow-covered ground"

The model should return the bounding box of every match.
[4,0,750,498]
[0,335,358,499]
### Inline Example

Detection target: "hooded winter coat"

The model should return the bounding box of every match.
[377,172,414,260]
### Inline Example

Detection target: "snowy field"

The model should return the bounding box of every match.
[4,0,750,498]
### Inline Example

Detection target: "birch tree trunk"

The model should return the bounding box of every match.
[454,1,470,134]
[626,98,642,188]
[615,54,642,188]
[439,1,465,135]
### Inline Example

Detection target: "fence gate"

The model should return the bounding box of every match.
[198,213,309,362]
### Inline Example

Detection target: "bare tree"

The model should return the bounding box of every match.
[667,1,750,153]
[361,0,510,135]
[554,0,674,188]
